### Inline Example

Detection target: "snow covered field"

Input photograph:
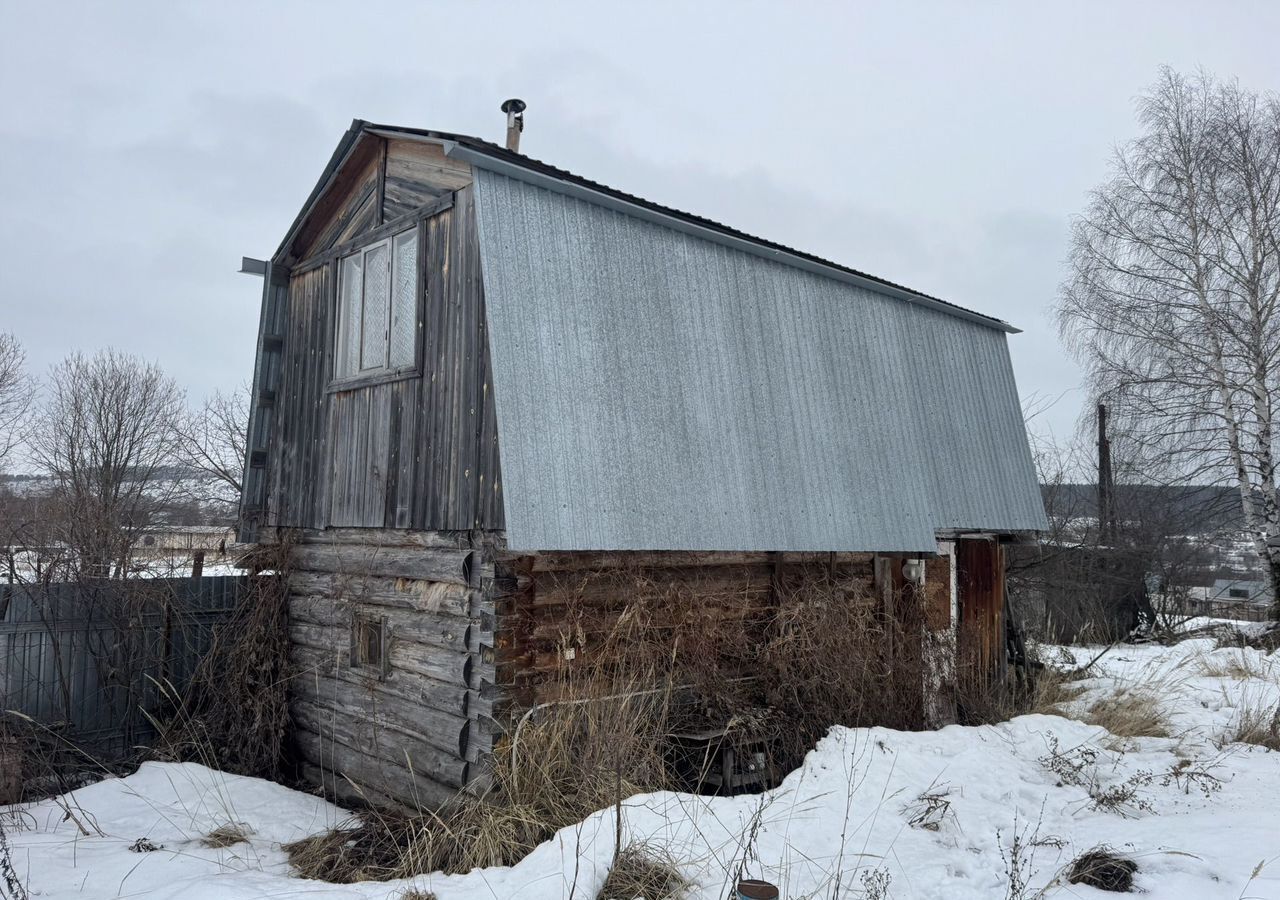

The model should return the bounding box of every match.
[3,633,1278,899]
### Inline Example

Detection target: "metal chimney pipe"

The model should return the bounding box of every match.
[501,98,526,152]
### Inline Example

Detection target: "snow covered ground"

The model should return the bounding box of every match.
[3,632,1278,899]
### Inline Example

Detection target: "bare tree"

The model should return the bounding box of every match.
[0,333,33,467]
[28,350,185,578]
[174,385,248,523]
[1058,68,1280,616]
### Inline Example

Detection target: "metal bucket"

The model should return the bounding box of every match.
[737,879,779,900]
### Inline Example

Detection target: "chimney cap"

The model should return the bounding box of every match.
[501,98,527,115]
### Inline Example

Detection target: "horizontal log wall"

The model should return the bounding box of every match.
[284,535,962,807]
[284,529,497,810]
[490,550,885,711]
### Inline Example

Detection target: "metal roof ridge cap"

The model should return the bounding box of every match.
[447,143,1021,335]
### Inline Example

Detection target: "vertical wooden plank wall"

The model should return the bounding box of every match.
[955,538,1006,678]
[265,180,502,533]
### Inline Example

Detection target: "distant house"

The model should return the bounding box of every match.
[1188,578,1274,621]
[239,118,1046,807]
[136,525,234,554]
[1026,482,1273,633]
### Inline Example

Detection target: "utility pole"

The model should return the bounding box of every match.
[1097,403,1114,546]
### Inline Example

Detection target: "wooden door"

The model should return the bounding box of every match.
[955,538,1005,679]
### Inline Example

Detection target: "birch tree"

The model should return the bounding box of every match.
[1058,69,1280,615]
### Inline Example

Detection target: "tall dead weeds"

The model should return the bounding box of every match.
[287,558,1028,884]
[153,538,292,779]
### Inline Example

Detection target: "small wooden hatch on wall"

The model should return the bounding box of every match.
[350,612,390,681]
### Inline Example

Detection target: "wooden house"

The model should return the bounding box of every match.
[239,117,1047,809]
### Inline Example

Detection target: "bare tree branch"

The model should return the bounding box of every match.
[0,333,33,467]
[27,349,185,578]
[173,384,248,521]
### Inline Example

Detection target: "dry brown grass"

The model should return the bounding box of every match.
[1066,847,1138,892]
[285,563,985,884]
[1196,650,1271,680]
[953,653,1086,726]
[597,842,688,900]
[1038,673,1088,712]
[285,800,548,882]
[395,889,437,900]
[285,666,679,882]
[1227,700,1280,751]
[201,822,251,848]
[757,578,928,761]
[1083,689,1170,739]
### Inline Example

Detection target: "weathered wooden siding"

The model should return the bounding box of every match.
[264,181,502,532]
[383,139,472,221]
[290,138,383,263]
[284,529,497,810]
[414,186,504,529]
[955,538,1005,677]
[270,264,332,528]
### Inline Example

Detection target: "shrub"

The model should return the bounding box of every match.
[153,540,292,779]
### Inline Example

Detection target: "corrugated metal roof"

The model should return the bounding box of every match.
[277,121,1017,332]
[360,122,1016,333]
[473,170,1048,552]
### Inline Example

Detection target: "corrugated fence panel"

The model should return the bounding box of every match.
[0,576,243,750]
[473,169,1047,552]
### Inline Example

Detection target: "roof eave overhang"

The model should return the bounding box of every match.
[270,120,370,266]
[444,141,1020,335]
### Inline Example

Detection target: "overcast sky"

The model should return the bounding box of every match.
[2,2,1277,457]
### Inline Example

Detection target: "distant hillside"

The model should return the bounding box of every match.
[1043,483,1249,534]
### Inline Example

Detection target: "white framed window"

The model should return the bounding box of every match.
[334,227,419,380]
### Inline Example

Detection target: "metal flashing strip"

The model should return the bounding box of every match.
[446,141,1020,335]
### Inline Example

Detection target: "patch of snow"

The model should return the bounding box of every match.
[5,641,1280,899]
[1175,615,1274,638]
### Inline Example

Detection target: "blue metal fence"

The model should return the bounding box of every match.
[0,576,242,750]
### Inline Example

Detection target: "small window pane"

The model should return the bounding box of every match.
[337,252,364,378]
[389,229,418,368]
[360,242,390,370]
